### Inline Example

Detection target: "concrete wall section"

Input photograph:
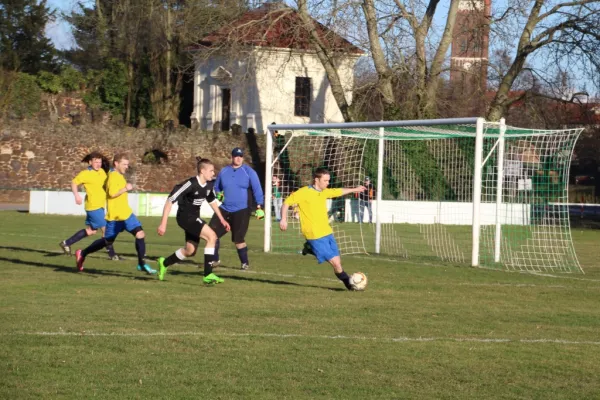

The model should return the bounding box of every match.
[344,200,530,225]
[30,191,217,219]
[31,191,530,225]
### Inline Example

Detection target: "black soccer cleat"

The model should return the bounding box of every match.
[301,241,314,256]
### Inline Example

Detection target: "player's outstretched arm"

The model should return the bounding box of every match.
[209,201,230,232]
[279,203,291,231]
[340,186,366,196]
[157,200,172,236]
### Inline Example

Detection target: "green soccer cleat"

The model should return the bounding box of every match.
[203,273,224,285]
[157,257,167,281]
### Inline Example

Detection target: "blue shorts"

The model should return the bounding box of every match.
[308,234,340,264]
[104,214,142,240]
[85,208,106,230]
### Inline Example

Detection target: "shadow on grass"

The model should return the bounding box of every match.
[0,245,170,266]
[163,268,346,291]
[0,245,64,258]
[0,245,345,290]
[225,274,347,291]
[0,252,156,281]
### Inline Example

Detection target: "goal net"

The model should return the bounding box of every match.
[264,118,583,273]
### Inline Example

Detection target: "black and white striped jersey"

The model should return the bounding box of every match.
[167,176,216,220]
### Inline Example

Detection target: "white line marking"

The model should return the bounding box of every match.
[6,331,600,345]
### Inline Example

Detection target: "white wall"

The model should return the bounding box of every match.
[29,191,217,219]
[342,199,530,225]
[31,191,531,225]
[192,48,360,133]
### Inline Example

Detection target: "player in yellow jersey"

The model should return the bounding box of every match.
[59,152,120,260]
[75,154,155,274]
[279,167,366,290]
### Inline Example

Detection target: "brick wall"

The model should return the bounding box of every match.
[0,120,265,203]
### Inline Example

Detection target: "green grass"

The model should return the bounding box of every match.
[1,211,600,399]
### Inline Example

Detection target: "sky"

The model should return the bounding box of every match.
[43,0,596,96]
[45,0,80,50]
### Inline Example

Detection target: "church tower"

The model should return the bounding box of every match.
[450,0,491,93]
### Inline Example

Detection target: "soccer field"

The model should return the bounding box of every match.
[1,211,600,399]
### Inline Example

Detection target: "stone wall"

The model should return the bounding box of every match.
[0,120,266,203]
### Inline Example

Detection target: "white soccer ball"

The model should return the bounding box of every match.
[350,272,368,291]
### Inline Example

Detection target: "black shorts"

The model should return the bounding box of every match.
[209,208,250,243]
[177,215,206,244]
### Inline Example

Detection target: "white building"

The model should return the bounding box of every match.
[189,2,363,134]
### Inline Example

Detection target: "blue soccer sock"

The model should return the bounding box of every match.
[65,229,88,246]
[237,246,249,265]
[135,238,145,267]
[82,238,107,258]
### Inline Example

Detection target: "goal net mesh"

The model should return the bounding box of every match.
[268,122,582,273]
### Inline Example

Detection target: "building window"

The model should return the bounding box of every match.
[460,39,468,54]
[295,77,311,117]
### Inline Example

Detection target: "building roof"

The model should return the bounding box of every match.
[195,2,363,55]
[485,90,600,125]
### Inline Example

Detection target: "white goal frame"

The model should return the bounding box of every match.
[263,117,583,273]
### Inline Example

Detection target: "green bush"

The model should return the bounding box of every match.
[10,73,41,118]
[80,61,128,115]
[100,59,128,113]
[36,71,62,94]
[82,69,104,109]
[60,66,85,92]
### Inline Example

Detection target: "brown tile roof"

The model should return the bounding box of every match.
[195,3,363,54]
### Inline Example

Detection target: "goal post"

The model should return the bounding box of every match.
[264,118,584,273]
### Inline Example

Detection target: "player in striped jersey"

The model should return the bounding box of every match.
[156,158,230,284]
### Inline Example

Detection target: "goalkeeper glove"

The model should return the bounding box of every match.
[255,207,265,220]
[216,192,224,202]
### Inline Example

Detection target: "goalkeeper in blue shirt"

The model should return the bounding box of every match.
[209,147,264,270]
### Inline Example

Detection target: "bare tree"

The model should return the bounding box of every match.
[486,0,600,121]
[298,0,600,122]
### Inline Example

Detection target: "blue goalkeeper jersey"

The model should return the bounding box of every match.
[215,164,264,212]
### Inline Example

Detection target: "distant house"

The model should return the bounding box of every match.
[189,2,363,133]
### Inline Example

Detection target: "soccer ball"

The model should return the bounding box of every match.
[349,272,368,291]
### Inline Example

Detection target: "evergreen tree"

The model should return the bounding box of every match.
[0,0,57,73]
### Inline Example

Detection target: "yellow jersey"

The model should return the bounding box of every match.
[72,167,107,211]
[105,170,133,221]
[284,186,343,240]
